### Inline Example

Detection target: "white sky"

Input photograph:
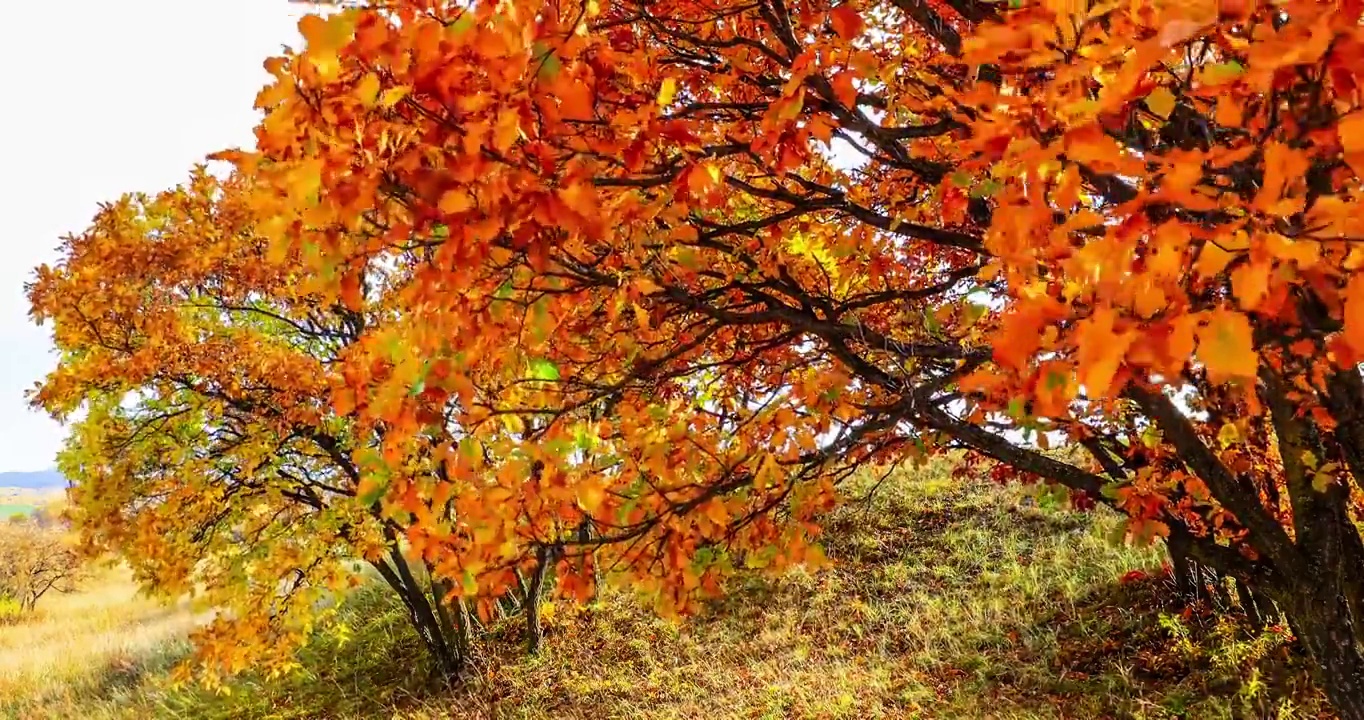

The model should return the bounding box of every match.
[0,1,306,472]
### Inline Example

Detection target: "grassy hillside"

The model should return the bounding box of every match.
[0,565,203,719]
[0,467,1331,719]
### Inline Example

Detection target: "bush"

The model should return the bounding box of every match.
[0,595,24,625]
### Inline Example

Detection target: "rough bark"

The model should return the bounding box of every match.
[1284,591,1364,720]
[525,544,554,655]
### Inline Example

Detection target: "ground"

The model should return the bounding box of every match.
[0,466,1333,719]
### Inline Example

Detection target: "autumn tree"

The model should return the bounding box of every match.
[40,0,1364,715]
[25,170,554,682]
[0,522,83,614]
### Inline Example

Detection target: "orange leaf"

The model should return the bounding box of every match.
[830,70,857,108]
[438,189,473,215]
[1341,113,1364,175]
[1075,307,1133,399]
[1343,274,1364,356]
[830,5,864,40]
[1197,309,1258,383]
[1230,259,1270,311]
[559,80,595,120]
[493,109,520,152]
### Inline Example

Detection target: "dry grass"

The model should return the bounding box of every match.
[0,563,203,719]
[0,464,1336,719]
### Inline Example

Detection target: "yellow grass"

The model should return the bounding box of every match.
[0,563,203,719]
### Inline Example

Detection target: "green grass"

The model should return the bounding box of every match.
[0,465,1334,719]
[0,504,35,520]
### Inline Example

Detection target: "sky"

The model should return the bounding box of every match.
[0,1,308,472]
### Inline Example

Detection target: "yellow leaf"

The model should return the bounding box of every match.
[378,86,410,109]
[577,478,605,511]
[657,78,677,108]
[1195,241,1234,278]
[1132,282,1166,319]
[1144,87,1176,119]
[703,499,728,527]
[1197,309,1257,383]
[354,72,381,107]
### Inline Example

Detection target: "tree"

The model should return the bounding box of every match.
[26,171,526,683]
[0,522,83,614]
[40,0,1364,715]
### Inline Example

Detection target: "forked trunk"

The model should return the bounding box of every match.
[369,556,464,679]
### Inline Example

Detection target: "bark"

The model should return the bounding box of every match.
[525,544,554,655]
[370,555,463,679]
[1167,531,1201,602]
[1284,592,1364,720]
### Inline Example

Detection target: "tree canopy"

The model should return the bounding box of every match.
[30,0,1364,716]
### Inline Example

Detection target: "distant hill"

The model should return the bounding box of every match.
[0,469,68,491]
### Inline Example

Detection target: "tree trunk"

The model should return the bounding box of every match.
[369,557,463,679]
[1167,531,1204,602]
[1285,595,1364,720]
[525,544,553,655]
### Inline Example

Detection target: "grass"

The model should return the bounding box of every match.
[0,564,204,719]
[0,465,1334,719]
[0,504,35,520]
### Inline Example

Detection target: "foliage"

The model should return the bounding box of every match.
[25,171,492,683]
[29,0,1364,714]
[0,522,85,614]
[0,597,23,626]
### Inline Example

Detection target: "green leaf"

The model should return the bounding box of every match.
[533,41,562,78]
[448,13,476,36]
[923,307,942,336]
[461,569,478,595]
[968,178,1002,199]
[1006,397,1026,420]
[528,358,560,381]
[1205,61,1245,85]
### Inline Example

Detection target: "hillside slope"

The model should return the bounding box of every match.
[2,467,1331,719]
